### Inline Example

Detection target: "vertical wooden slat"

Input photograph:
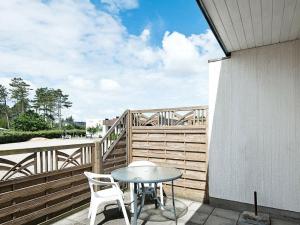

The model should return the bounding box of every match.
[55,150,58,170]
[85,147,88,164]
[87,147,90,164]
[12,184,16,219]
[80,148,83,165]
[34,152,38,174]
[193,110,196,125]
[158,112,160,126]
[84,147,87,165]
[49,150,53,171]
[45,151,48,172]
[40,151,43,173]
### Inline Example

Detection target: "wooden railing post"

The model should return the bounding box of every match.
[126,110,132,164]
[92,141,103,174]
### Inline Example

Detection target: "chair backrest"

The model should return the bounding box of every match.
[84,172,97,195]
[84,171,111,196]
[128,160,156,167]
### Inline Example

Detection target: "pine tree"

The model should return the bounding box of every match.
[0,84,10,128]
[9,77,31,115]
[54,89,72,128]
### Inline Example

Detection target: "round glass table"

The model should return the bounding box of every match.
[111,166,182,225]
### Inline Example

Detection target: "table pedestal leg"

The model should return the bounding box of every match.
[137,184,146,218]
[154,183,158,208]
[133,183,138,225]
[171,181,177,224]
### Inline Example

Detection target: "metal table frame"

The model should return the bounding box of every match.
[133,181,177,225]
[111,166,182,225]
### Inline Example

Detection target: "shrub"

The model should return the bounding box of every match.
[86,125,102,137]
[12,111,50,131]
[0,129,86,144]
[0,118,8,128]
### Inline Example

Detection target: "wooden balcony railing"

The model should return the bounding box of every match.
[0,139,96,225]
[0,105,209,225]
[131,106,208,126]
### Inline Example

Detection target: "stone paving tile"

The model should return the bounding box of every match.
[180,204,214,225]
[68,208,89,221]
[211,208,240,222]
[195,204,214,215]
[184,212,211,225]
[271,218,300,225]
[77,204,130,225]
[51,218,85,225]
[50,199,299,225]
[188,202,202,212]
[176,197,194,208]
[177,209,201,225]
[204,215,238,225]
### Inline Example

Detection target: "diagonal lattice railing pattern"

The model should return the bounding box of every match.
[131,106,208,126]
[0,141,94,181]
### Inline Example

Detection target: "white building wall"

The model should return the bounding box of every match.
[209,40,300,212]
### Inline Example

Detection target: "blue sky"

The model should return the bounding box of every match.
[116,0,208,45]
[0,0,223,120]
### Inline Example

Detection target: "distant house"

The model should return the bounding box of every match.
[86,117,118,138]
[74,121,86,128]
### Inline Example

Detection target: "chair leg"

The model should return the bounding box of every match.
[117,200,121,211]
[160,185,164,207]
[88,206,91,218]
[88,201,95,218]
[130,183,134,213]
[90,206,98,225]
[119,197,130,225]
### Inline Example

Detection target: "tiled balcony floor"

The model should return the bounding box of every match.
[51,192,299,225]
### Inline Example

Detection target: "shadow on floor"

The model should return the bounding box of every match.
[94,203,131,225]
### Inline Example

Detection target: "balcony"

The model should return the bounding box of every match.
[0,106,298,225]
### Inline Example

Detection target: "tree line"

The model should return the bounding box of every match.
[0,77,73,131]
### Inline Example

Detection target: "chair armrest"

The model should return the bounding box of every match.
[98,174,114,183]
[88,178,118,187]
[84,172,114,183]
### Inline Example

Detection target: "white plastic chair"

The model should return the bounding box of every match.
[128,161,164,213]
[84,172,130,225]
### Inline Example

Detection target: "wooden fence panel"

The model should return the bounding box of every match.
[0,164,92,225]
[0,141,95,225]
[131,125,208,202]
[0,110,129,225]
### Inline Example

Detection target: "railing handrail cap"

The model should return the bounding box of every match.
[0,138,99,155]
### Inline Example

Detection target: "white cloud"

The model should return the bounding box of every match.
[101,0,138,13]
[0,0,223,120]
[100,79,120,91]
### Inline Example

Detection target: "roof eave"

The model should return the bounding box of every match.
[196,0,231,57]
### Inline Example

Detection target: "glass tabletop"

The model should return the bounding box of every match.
[111,166,182,183]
